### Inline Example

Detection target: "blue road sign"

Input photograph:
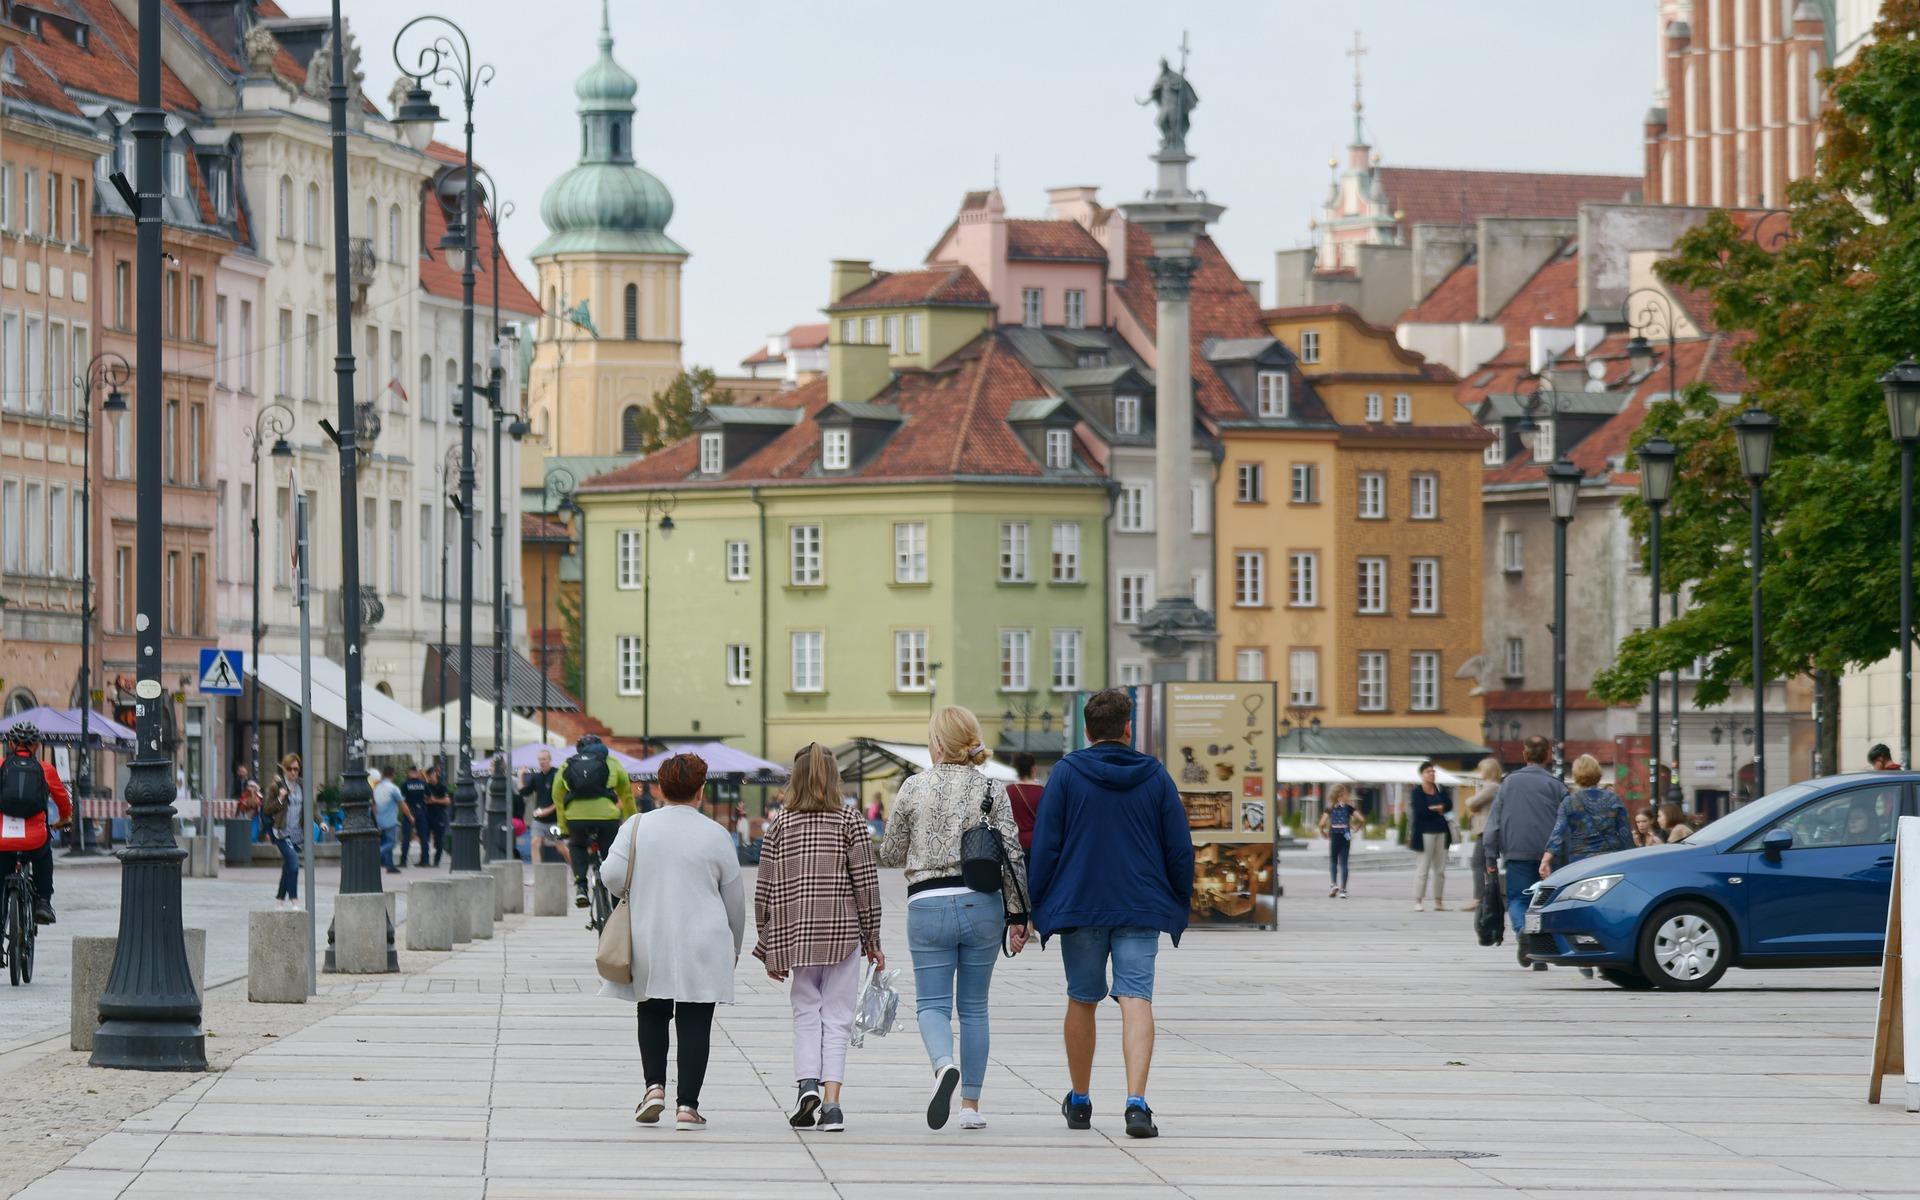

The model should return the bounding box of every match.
[198,648,245,695]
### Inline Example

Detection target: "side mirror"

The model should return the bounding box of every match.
[1761,827,1793,859]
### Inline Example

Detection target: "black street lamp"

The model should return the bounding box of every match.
[91,0,202,1071]
[1883,360,1920,775]
[1545,457,1582,779]
[475,175,521,862]
[70,353,129,857]
[639,492,678,754]
[1277,713,1321,751]
[244,402,294,810]
[394,15,494,873]
[1638,434,1678,807]
[540,468,578,750]
[1734,404,1778,795]
[1627,291,1689,807]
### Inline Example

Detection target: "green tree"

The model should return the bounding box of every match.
[631,367,730,454]
[1590,1,1920,762]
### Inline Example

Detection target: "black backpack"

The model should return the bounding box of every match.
[0,754,49,820]
[563,753,612,803]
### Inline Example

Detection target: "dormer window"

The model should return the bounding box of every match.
[1114,394,1140,435]
[1300,330,1320,363]
[1364,393,1383,422]
[1257,371,1289,418]
[823,427,850,470]
[699,432,723,475]
[1483,425,1506,466]
[1045,428,1072,470]
[1393,393,1412,423]
[1075,350,1107,368]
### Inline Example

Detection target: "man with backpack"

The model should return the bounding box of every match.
[552,734,634,907]
[0,723,72,926]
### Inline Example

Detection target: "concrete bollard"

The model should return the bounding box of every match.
[404,879,460,951]
[183,835,220,878]
[72,929,205,1051]
[449,873,494,941]
[331,893,392,974]
[532,862,570,916]
[247,910,308,1004]
[483,862,519,918]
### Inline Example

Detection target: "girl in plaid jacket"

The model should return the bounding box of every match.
[753,743,883,1133]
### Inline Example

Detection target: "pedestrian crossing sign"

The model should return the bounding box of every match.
[198,648,245,695]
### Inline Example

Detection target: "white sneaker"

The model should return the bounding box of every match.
[957,1109,988,1130]
[1414,901,1425,912]
[1338,889,1349,899]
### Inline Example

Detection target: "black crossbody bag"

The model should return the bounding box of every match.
[958,778,1031,958]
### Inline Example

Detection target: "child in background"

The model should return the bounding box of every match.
[1319,784,1360,898]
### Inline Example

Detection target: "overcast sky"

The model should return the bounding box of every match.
[342,1,1651,372]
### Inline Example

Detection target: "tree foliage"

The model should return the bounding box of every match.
[630,367,730,455]
[1590,0,1920,707]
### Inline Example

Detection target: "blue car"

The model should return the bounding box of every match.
[1525,772,1911,990]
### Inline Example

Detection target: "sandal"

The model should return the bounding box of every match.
[634,1085,666,1124]
[675,1105,707,1132]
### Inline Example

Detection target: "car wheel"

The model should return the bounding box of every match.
[1597,966,1655,990]
[1637,901,1732,991]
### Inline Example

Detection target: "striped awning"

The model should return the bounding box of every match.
[424,645,579,712]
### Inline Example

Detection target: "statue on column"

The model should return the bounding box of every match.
[1141,56,1198,154]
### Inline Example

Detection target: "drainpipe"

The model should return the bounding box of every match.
[751,485,768,760]
[1100,477,1119,685]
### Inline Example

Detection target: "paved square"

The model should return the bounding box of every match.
[11,864,1915,1198]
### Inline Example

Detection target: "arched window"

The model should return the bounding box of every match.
[445,356,459,414]
[375,681,394,698]
[621,405,643,453]
[276,175,291,239]
[363,197,376,242]
[623,283,638,340]
[389,204,402,262]
[305,182,320,243]
[610,119,624,158]
[418,354,434,420]
[4,688,36,717]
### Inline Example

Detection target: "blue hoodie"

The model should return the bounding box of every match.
[1027,741,1194,945]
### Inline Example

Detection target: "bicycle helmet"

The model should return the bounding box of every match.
[576,733,606,757]
[5,720,39,748]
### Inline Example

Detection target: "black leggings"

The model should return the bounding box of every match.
[569,819,624,888]
[1329,834,1351,889]
[637,999,715,1110]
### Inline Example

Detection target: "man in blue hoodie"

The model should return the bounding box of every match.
[1029,688,1193,1140]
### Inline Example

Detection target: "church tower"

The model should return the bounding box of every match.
[528,1,687,459]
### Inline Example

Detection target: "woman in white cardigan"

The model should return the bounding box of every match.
[602,752,746,1131]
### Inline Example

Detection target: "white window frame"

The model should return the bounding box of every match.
[894,629,929,692]
[1502,530,1524,573]
[1410,473,1437,520]
[1117,569,1154,624]
[1484,425,1506,466]
[1533,419,1556,463]
[1117,482,1150,533]
[1393,392,1412,423]
[999,521,1029,583]
[1505,637,1525,678]
[1235,648,1266,682]
[1114,393,1140,435]
[862,317,878,344]
[726,643,752,686]
[616,528,642,589]
[1049,521,1080,583]
[790,630,824,693]
[1117,660,1147,686]
[616,635,644,695]
[725,539,750,581]
[1289,648,1319,706]
[1358,651,1388,712]
[1411,651,1440,712]
[1289,463,1317,505]
[1358,472,1385,519]
[893,521,927,584]
[1064,289,1086,329]
[789,524,823,586]
[1044,428,1072,470]
[905,314,922,353]
[840,318,856,344]
[1257,370,1289,418]
[1234,550,1266,607]
[822,427,850,470]
[1049,628,1082,692]
[999,629,1031,692]
[1288,551,1318,608]
[1364,393,1383,423]
[1299,329,1319,363]
[1021,287,1043,328]
[1236,462,1263,504]
[885,315,899,353]
[1410,557,1440,614]
[699,431,723,475]
[1357,557,1386,614]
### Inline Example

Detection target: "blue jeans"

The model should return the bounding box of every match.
[273,835,300,901]
[1504,859,1541,940]
[1059,926,1160,1003]
[378,825,398,868]
[906,892,1002,1101]
[1329,834,1352,888]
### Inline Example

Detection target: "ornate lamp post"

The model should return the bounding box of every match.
[70,353,129,856]
[1637,434,1678,808]
[1545,458,1582,779]
[1627,291,1688,807]
[393,16,493,872]
[244,402,294,804]
[539,467,577,750]
[639,492,677,754]
[90,0,202,1071]
[1733,404,1778,795]
[1883,360,1920,774]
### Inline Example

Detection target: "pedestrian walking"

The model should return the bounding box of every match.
[1870,743,1902,771]
[371,767,406,874]
[1483,737,1567,969]
[601,752,745,1132]
[754,743,884,1133]
[424,765,453,865]
[266,754,303,908]
[401,765,432,866]
[1411,761,1452,911]
[1463,757,1502,911]
[878,706,1029,1131]
[518,748,560,863]
[1006,751,1044,850]
[1657,801,1694,842]
[1028,688,1192,1140]
[1317,783,1359,898]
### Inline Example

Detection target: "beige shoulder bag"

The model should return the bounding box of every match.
[594,816,642,984]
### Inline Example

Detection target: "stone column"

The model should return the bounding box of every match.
[1150,254,1198,603]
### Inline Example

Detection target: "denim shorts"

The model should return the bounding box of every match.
[1059,925,1160,1003]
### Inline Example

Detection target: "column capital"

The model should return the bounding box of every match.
[1147,254,1200,300]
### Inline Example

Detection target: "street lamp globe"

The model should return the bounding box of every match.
[1545,459,1582,523]
[438,222,469,274]
[1638,435,1678,508]
[657,512,675,541]
[1733,405,1779,482]
[102,386,127,414]
[1881,359,1920,443]
[270,435,292,459]
[1626,334,1654,378]
[391,81,442,151]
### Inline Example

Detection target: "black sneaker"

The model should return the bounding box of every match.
[789,1078,821,1128]
[1125,1103,1158,1139]
[574,885,590,909]
[1061,1093,1092,1130]
[32,899,54,926]
[927,1063,960,1130]
[816,1104,845,1132]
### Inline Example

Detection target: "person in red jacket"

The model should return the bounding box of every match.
[0,722,73,926]
[1006,752,1044,851]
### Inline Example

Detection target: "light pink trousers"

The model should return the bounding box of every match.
[791,949,863,1083]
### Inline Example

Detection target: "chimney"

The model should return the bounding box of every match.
[1241,278,1262,303]
[1046,185,1102,227]
[828,259,874,305]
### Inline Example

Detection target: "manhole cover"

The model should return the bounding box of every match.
[1312,1150,1497,1160]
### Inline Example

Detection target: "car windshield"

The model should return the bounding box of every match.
[1680,782,1820,846]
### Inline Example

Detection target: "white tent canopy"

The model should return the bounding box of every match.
[834,739,1020,784]
[422,696,569,755]
[250,653,444,756]
[1274,755,1478,788]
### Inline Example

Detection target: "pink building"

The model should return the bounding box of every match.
[924,187,1116,331]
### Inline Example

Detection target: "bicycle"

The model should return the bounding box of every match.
[1,856,36,987]
[586,832,613,933]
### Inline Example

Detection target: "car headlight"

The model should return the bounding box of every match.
[1560,874,1623,903]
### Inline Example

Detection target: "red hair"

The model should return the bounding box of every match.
[658,753,709,801]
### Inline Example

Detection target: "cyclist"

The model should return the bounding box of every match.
[0,722,72,926]
[552,734,634,908]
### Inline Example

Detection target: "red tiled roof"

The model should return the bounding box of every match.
[1490,245,1580,348]
[1112,222,1269,422]
[1005,218,1106,262]
[419,145,540,317]
[522,512,571,541]
[826,265,992,312]
[1401,257,1479,324]
[1375,167,1639,239]
[740,322,829,366]
[1261,303,1458,382]
[585,332,1088,492]
[21,0,201,112]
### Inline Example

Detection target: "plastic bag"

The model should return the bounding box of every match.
[850,959,902,1048]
